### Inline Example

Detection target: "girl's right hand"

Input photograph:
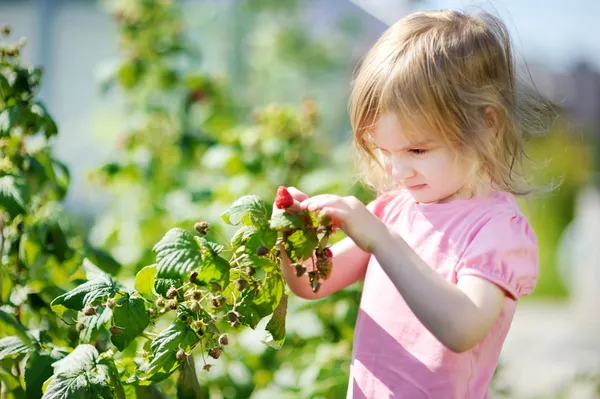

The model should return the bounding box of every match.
[272,186,308,214]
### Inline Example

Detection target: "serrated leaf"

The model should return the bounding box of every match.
[245,228,277,254]
[52,344,99,375]
[42,372,89,399]
[141,321,201,382]
[194,236,224,255]
[269,211,303,230]
[154,277,182,298]
[237,275,284,328]
[111,296,149,351]
[50,275,119,316]
[231,225,258,247]
[134,265,157,300]
[25,350,55,399]
[0,106,22,137]
[264,294,288,349]
[194,254,230,288]
[287,229,318,260]
[0,336,32,360]
[153,228,201,279]
[221,195,268,227]
[79,306,113,344]
[0,174,28,217]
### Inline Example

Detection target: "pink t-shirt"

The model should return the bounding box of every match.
[348,190,538,399]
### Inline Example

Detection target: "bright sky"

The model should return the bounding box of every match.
[416,0,600,72]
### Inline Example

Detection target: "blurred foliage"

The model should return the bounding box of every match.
[86,0,371,397]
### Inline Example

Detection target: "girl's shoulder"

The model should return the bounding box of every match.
[366,189,413,222]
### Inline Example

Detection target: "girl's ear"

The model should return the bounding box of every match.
[484,107,500,134]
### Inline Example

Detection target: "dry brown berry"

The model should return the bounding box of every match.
[76,321,85,332]
[106,298,117,309]
[109,326,121,336]
[218,334,229,346]
[256,244,269,257]
[167,299,178,310]
[208,347,222,359]
[189,301,200,312]
[227,311,239,323]
[166,286,178,299]
[190,271,198,284]
[194,221,209,236]
[245,266,256,277]
[176,349,187,362]
[234,279,248,291]
[83,306,96,316]
[295,264,306,277]
[202,364,212,371]
[191,290,202,301]
[155,298,165,308]
[211,296,226,308]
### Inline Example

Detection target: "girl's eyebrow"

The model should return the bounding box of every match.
[377,139,434,152]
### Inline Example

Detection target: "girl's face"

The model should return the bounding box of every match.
[370,113,480,204]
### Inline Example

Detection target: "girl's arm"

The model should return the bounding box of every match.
[280,236,370,300]
[300,194,506,353]
[373,226,505,353]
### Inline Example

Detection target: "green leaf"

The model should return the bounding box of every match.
[0,309,34,347]
[0,336,32,360]
[153,228,201,279]
[79,306,113,344]
[265,294,288,349]
[237,275,284,328]
[134,265,157,300]
[0,174,28,217]
[154,277,182,298]
[85,247,121,276]
[142,321,201,382]
[287,229,318,260]
[245,228,277,254]
[42,372,89,399]
[194,236,224,255]
[194,254,230,288]
[221,195,269,227]
[50,275,119,316]
[42,344,124,398]
[111,296,150,351]
[269,211,303,230]
[0,106,22,137]
[25,350,55,399]
[52,344,99,375]
[231,225,258,247]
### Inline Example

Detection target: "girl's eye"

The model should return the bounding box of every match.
[408,149,428,155]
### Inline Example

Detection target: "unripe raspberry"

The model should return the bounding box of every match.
[106,298,117,309]
[155,298,165,308]
[218,334,229,346]
[76,321,85,332]
[234,278,248,291]
[208,347,222,359]
[82,306,96,316]
[176,349,187,362]
[109,326,121,336]
[194,221,209,236]
[167,299,178,310]
[245,266,256,277]
[227,311,239,323]
[189,301,200,312]
[166,286,178,299]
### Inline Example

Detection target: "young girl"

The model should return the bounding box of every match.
[277,9,541,399]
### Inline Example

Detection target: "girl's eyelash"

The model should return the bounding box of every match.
[408,149,428,154]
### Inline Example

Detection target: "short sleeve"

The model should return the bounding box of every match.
[456,212,539,300]
[366,190,410,222]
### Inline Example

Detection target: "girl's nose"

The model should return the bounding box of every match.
[391,160,416,182]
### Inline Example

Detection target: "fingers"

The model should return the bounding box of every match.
[286,186,309,202]
[300,194,342,212]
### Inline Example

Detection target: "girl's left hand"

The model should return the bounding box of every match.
[300,195,385,253]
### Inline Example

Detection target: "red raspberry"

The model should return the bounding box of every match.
[323,248,333,259]
[275,186,294,209]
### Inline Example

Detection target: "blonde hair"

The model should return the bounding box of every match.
[349,9,548,195]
